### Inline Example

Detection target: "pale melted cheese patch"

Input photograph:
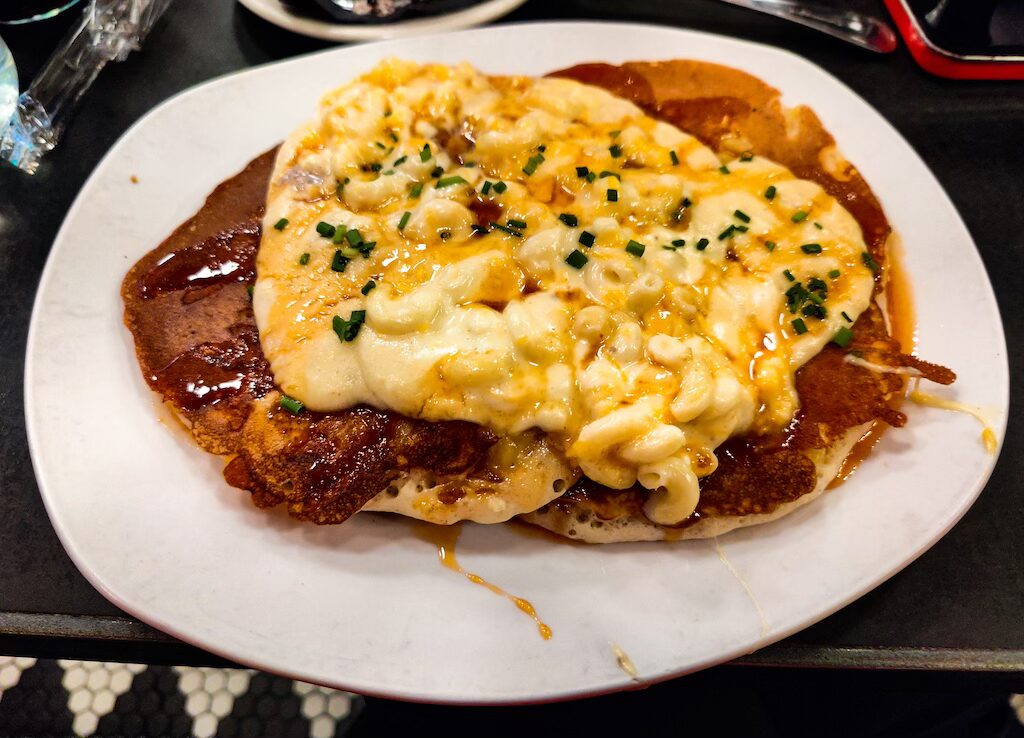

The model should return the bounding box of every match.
[255,60,875,524]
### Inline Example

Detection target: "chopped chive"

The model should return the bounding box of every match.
[783,269,796,282]
[764,185,777,200]
[374,141,386,150]
[345,229,363,246]
[383,170,395,176]
[558,213,578,227]
[599,170,619,179]
[814,221,824,230]
[336,177,350,196]
[802,305,826,320]
[398,211,411,231]
[482,181,492,195]
[279,395,304,414]
[828,269,841,278]
[765,241,776,251]
[332,226,348,245]
[436,175,468,188]
[430,165,444,178]
[490,221,523,237]
[463,161,477,168]
[470,224,489,236]
[791,318,809,335]
[696,238,709,251]
[718,225,736,240]
[801,243,823,254]
[331,250,349,272]
[493,181,508,194]
[340,246,360,259]
[332,310,366,343]
[862,251,880,274]
[420,144,431,162]
[791,210,808,223]
[833,326,854,348]
[537,144,547,152]
[609,144,623,158]
[672,239,686,248]
[368,163,382,173]
[393,155,408,166]
[586,172,597,183]
[734,209,751,223]
[740,151,754,162]
[842,311,853,323]
[361,280,376,295]
[565,250,588,269]
[735,225,749,233]
[246,285,254,298]
[576,166,590,178]
[607,189,618,202]
[579,231,596,248]
[625,240,646,257]
[507,218,528,230]
[410,182,423,198]
[719,165,730,174]
[273,217,289,231]
[298,252,310,265]
[358,241,376,257]
[389,132,399,143]
[522,152,545,176]
[316,221,336,238]
[438,230,451,241]
[669,150,679,166]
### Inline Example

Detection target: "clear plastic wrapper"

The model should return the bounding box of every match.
[0,0,171,174]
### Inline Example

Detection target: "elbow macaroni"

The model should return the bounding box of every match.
[255,60,877,524]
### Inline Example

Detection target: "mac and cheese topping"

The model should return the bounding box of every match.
[254,60,875,524]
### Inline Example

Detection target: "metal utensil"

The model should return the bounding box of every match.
[718,0,899,53]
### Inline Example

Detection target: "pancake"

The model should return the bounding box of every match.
[121,60,954,539]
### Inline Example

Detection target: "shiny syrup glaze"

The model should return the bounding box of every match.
[138,221,260,300]
[149,325,273,412]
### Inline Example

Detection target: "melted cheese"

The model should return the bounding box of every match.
[909,381,997,454]
[255,60,875,524]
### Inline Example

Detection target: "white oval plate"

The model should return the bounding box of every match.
[26,22,1008,703]
[237,0,527,42]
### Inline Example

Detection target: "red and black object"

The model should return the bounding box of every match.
[885,0,1024,79]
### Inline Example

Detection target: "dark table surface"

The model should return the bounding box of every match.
[1,0,1022,691]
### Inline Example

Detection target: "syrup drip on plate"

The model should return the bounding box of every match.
[419,523,552,640]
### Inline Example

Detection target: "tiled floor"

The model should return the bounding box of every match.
[0,656,361,737]
[2,654,1023,737]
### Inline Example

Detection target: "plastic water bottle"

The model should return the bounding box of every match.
[0,36,16,132]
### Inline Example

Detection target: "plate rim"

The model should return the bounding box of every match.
[236,0,528,41]
[24,21,1010,704]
